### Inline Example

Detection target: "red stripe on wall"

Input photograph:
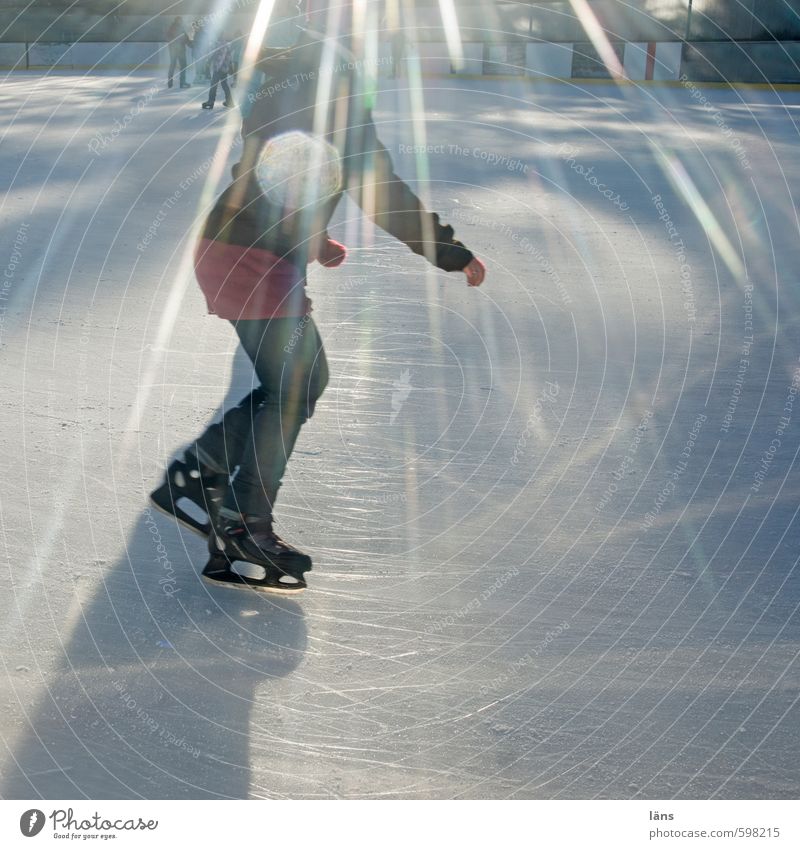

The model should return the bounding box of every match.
[645,41,656,80]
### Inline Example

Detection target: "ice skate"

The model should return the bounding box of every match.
[203,516,311,594]
[149,454,227,538]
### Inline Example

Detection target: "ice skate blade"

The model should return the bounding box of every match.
[149,493,210,539]
[202,557,307,595]
[201,555,307,595]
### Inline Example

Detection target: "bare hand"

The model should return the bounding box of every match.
[464,257,486,287]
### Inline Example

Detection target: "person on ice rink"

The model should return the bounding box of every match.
[166,16,192,89]
[201,34,235,109]
[151,13,485,594]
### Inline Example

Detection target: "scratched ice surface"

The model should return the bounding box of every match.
[0,71,798,799]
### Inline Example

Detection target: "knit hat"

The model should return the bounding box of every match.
[255,130,343,212]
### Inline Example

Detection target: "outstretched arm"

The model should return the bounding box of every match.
[346,112,485,285]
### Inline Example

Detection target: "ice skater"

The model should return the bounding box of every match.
[229,30,244,86]
[166,17,192,89]
[151,20,485,593]
[390,28,408,78]
[201,34,234,109]
[190,19,209,83]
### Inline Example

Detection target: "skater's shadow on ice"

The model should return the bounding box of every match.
[3,353,308,800]
[3,523,308,800]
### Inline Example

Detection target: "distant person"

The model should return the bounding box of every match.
[166,16,191,89]
[201,35,234,110]
[191,19,209,83]
[229,30,244,86]
[390,28,407,78]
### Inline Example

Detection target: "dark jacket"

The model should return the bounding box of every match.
[208,39,231,76]
[203,36,473,272]
[166,23,191,57]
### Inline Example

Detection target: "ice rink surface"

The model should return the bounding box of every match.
[1,69,799,799]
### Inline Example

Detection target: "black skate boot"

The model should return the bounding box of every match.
[201,101,214,109]
[149,453,227,538]
[203,516,311,594]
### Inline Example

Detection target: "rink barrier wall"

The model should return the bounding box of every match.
[3,40,800,87]
[0,42,26,68]
[1,41,166,70]
[623,42,650,82]
[681,41,800,84]
[622,42,682,81]
[525,43,574,79]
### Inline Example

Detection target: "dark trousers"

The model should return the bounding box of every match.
[206,69,232,105]
[168,48,187,87]
[192,316,328,519]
